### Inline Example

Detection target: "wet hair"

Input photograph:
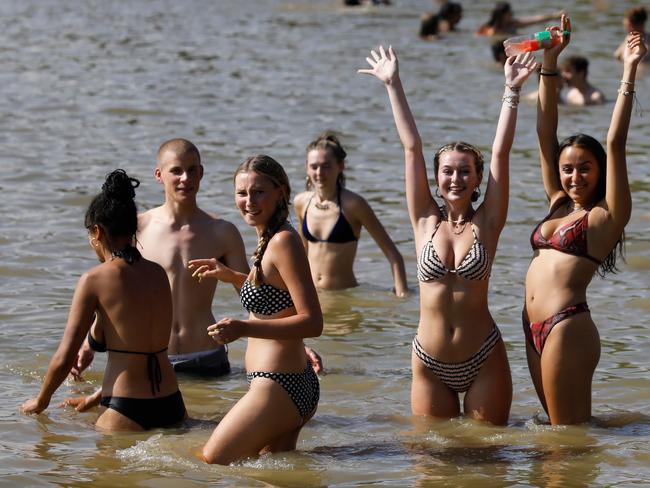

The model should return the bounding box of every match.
[438,2,462,25]
[561,55,589,76]
[305,130,347,190]
[433,141,485,202]
[486,2,512,28]
[156,138,201,166]
[85,169,140,254]
[234,155,291,287]
[625,6,647,26]
[420,12,440,38]
[557,134,624,276]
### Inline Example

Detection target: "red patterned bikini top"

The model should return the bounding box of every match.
[530,198,602,265]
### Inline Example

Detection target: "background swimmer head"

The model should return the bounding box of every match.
[623,6,647,33]
[487,2,513,29]
[560,55,589,87]
[438,2,463,31]
[85,169,140,260]
[433,141,484,202]
[234,155,291,286]
[305,131,347,191]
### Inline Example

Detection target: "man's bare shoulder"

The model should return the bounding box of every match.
[138,205,166,229]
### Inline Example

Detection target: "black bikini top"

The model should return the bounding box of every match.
[239,279,295,316]
[301,186,358,244]
[87,331,167,395]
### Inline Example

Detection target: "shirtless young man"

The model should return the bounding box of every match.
[69,140,320,397]
[71,139,245,379]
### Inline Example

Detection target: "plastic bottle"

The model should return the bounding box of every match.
[503,30,569,57]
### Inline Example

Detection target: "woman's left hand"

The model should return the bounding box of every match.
[207,318,245,345]
[504,52,539,88]
[624,31,648,66]
[21,397,47,415]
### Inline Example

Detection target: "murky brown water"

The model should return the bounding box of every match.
[1,0,649,486]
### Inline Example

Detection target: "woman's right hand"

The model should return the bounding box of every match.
[188,258,234,283]
[358,45,399,85]
[543,14,571,61]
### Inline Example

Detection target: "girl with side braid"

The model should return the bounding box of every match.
[189,155,322,464]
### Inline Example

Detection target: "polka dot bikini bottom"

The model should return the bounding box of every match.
[247,365,320,419]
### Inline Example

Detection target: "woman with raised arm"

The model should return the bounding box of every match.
[188,155,322,464]
[294,131,408,296]
[359,47,537,423]
[524,18,646,425]
[21,170,186,431]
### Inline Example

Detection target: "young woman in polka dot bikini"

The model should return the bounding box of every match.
[188,155,323,464]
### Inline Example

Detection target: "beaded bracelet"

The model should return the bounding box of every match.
[502,94,520,108]
[504,83,521,93]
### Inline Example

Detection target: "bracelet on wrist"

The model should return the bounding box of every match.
[620,80,635,85]
[504,83,521,93]
[502,94,520,108]
[540,71,559,76]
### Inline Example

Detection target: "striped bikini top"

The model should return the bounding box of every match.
[240,279,295,316]
[417,220,492,282]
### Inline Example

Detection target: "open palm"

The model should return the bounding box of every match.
[505,52,539,87]
[358,45,399,84]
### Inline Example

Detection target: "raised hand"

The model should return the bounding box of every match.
[504,52,539,88]
[624,31,648,66]
[358,45,399,85]
[544,14,571,60]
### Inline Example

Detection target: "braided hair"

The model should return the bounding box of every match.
[85,169,140,259]
[235,155,291,287]
[305,130,347,190]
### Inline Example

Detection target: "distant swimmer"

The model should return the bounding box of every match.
[614,6,649,63]
[559,56,605,106]
[476,2,563,37]
[21,170,186,431]
[360,45,537,423]
[294,131,408,296]
[190,155,322,464]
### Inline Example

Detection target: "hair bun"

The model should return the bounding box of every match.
[101,169,140,200]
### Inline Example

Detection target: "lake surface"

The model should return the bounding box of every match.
[1,0,649,486]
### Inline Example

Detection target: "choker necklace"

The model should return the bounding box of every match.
[314,201,330,210]
[567,201,586,214]
[440,206,473,235]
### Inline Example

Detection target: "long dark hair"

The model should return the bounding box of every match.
[234,155,291,287]
[85,169,140,255]
[305,130,347,190]
[557,134,624,276]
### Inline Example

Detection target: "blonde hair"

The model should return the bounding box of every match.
[234,155,291,287]
[305,130,347,190]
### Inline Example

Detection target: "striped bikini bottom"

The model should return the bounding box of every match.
[412,325,501,393]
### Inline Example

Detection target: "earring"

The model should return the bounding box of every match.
[435,187,442,198]
[90,238,99,248]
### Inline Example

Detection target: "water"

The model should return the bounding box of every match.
[1,0,649,486]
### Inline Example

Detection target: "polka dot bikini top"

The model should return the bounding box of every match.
[240,279,295,316]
